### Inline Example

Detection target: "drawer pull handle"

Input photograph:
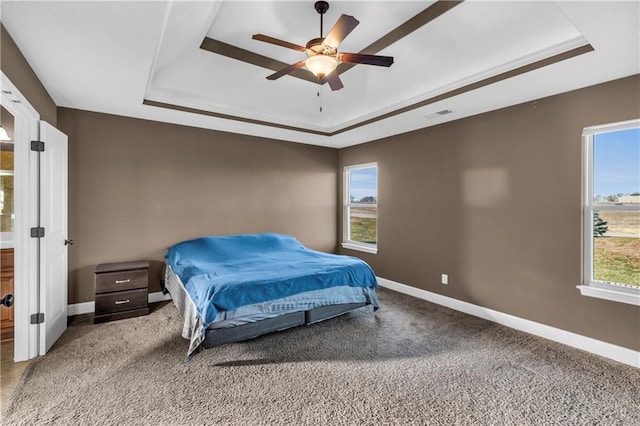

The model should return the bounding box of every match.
[115,279,130,284]
[114,299,130,305]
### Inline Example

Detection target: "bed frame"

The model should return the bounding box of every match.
[201,302,368,348]
[161,269,371,350]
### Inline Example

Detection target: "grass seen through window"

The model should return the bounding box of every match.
[593,211,639,287]
[350,216,377,245]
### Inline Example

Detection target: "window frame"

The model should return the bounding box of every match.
[342,162,378,254]
[578,118,640,306]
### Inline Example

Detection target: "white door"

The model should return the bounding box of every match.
[38,121,68,354]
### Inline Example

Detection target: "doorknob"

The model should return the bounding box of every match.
[1,293,14,308]
[65,239,74,246]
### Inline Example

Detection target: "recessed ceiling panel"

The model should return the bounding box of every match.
[146,0,589,132]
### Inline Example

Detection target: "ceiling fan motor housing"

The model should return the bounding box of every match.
[305,37,336,57]
[306,37,325,52]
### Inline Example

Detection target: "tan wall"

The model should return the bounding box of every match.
[1,25,57,125]
[339,75,640,351]
[57,108,338,304]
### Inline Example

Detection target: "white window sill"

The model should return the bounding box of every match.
[341,242,378,254]
[577,283,640,306]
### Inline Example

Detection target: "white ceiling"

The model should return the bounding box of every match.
[1,1,638,148]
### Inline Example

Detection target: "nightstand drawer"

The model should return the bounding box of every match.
[95,269,148,293]
[95,288,148,314]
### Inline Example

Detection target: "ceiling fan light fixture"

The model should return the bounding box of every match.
[305,54,337,78]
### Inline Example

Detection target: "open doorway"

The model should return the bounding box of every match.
[1,106,16,342]
[0,105,30,411]
[1,72,41,364]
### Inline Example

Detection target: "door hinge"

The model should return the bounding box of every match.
[30,227,45,238]
[30,313,45,324]
[31,140,45,152]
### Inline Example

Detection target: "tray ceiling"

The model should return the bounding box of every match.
[1,1,638,148]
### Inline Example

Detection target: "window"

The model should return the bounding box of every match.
[579,119,639,306]
[343,163,378,254]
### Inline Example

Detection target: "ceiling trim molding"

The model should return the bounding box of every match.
[200,0,465,86]
[142,99,329,136]
[145,43,594,138]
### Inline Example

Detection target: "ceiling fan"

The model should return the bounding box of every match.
[252,1,394,91]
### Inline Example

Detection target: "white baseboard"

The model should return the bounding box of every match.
[67,301,94,316]
[67,291,172,316]
[377,277,640,369]
[148,291,172,304]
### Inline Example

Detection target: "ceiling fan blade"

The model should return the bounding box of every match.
[266,60,307,80]
[324,71,344,91]
[252,34,307,52]
[323,14,360,49]
[339,52,394,67]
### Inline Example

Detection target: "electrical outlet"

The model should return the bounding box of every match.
[441,274,448,285]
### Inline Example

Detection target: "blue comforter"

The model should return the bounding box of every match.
[165,233,378,327]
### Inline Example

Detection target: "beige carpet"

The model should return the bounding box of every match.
[2,288,639,425]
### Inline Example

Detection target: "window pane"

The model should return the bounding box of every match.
[345,164,378,249]
[593,210,639,287]
[0,146,13,233]
[593,128,640,206]
[350,206,377,244]
[349,167,377,204]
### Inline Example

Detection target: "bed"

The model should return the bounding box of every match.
[163,233,379,358]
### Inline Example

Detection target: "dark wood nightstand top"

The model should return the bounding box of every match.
[95,260,149,274]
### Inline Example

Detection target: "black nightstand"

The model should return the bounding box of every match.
[94,261,149,324]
